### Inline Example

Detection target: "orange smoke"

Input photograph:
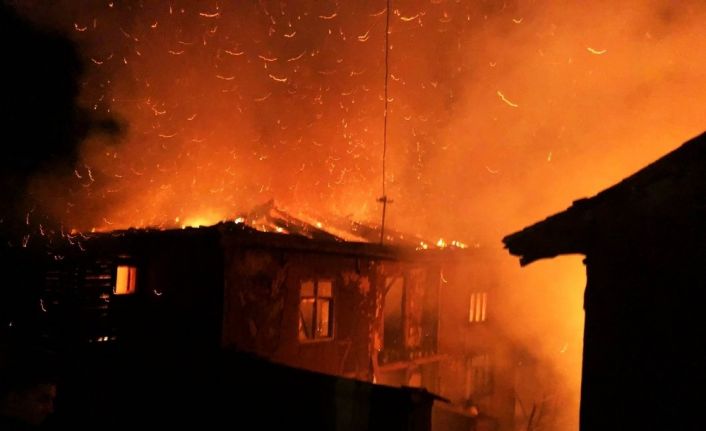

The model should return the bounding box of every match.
[14,1,706,237]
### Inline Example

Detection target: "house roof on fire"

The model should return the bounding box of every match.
[235,200,469,251]
[503,131,706,266]
[46,200,468,260]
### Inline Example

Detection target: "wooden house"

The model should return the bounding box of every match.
[504,131,706,430]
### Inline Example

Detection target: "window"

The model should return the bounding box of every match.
[298,279,333,341]
[114,265,137,295]
[465,354,493,397]
[468,291,487,323]
[381,270,437,360]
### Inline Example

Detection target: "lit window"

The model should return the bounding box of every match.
[299,279,333,341]
[114,265,137,295]
[468,292,487,323]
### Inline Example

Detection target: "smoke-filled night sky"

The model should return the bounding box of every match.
[6,1,706,428]
[9,0,706,238]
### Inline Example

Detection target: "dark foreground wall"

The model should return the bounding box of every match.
[47,347,434,431]
[581,244,706,431]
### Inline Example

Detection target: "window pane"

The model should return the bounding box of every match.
[475,293,482,322]
[299,298,315,340]
[301,280,315,297]
[469,292,488,323]
[316,299,331,338]
[480,292,487,322]
[469,293,477,322]
[318,280,332,298]
[114,265,137,295]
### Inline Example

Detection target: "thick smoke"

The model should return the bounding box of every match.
[0,1,121,237]
[12,1,706,236]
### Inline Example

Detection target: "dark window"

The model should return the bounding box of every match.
[465,354,493,397]
[382,270,438,359]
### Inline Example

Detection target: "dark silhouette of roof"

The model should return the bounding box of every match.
[503,131,706,265]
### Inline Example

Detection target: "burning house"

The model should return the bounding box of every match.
[10,201,468,429]
[0,200,544,430]
[503,131,706,430]
[39,201,458,381]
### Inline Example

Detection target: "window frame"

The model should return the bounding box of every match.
[298,278,334,342]
[114,264,138,295]
[465,353,493,398]
[468,291,488,323]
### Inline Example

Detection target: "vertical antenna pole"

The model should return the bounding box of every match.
[379,0,391,245]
